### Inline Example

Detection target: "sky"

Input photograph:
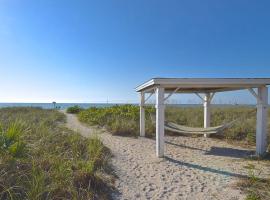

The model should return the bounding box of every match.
[0,0,270,104]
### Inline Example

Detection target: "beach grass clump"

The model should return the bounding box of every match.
[0,121,28,158]
[237,164,270,200]
[0,107,112,200]
[79,105,155,136]
[66,105,84,114]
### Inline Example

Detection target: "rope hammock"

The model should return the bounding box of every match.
[150,109,256,136]
[164,121,235,136]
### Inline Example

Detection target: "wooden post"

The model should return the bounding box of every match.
[156,87,165,157]
[203,93,211,137]
[256,86,268,156]
[140,92,145,137]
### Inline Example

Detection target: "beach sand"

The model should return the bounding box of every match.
[64,112,270,200]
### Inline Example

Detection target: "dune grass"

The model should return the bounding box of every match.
[0,107,112,200]
[78,104,269,145]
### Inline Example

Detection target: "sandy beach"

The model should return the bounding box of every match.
[64,112,270,200]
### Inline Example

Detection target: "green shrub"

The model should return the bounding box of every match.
[79,105,155,137]
[66,105,83,114]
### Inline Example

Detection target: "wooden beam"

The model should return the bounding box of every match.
[156,87,165,158]
[209,92,215,102]
[204,93,211,137]
[164,87,180,101]
[256,86,268,156]
[136,78,270,92]
[144,92,154,104]
[195,93,204,101]
[140,92,145,137]
[248,88,260,102]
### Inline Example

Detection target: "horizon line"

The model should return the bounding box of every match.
[0,102,258,105]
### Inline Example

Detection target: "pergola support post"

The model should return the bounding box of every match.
[140,92,145,137]
[156,87,165,158]
[203,93,211,137]
[256,86,268,156]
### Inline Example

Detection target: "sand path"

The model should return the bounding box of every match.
[63,112,270,200]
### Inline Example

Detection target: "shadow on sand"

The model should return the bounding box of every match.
[166,141,207,152]
[205,147,253,158]
[165,156,248,178]
[165,141,254,159]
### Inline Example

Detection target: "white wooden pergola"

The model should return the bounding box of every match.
[136,78,270,158]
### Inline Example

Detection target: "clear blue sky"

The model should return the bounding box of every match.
[1,0,270,104]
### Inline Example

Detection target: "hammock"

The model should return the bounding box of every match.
[164,120,235,136]
[149,109,256,136]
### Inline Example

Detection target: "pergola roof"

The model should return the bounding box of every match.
[136,78,270,93]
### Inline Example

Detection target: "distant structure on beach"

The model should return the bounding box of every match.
[52,101,56,109]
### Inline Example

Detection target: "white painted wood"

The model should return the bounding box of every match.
[136,78,270,92]
[248,88,260,101]
[164,87,180,101]
[156,87,165,157]
[256,86,268,156]
[140,92,145,137]
[204,93,211,137]
[144,92,154,103]
[195,93,204,101]
[195,92,214,137]
[209,92,215,102]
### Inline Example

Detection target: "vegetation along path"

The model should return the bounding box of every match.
[64,111,270,200]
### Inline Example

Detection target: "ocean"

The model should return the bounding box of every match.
[0,103,121,110]
[0,103,255,110]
